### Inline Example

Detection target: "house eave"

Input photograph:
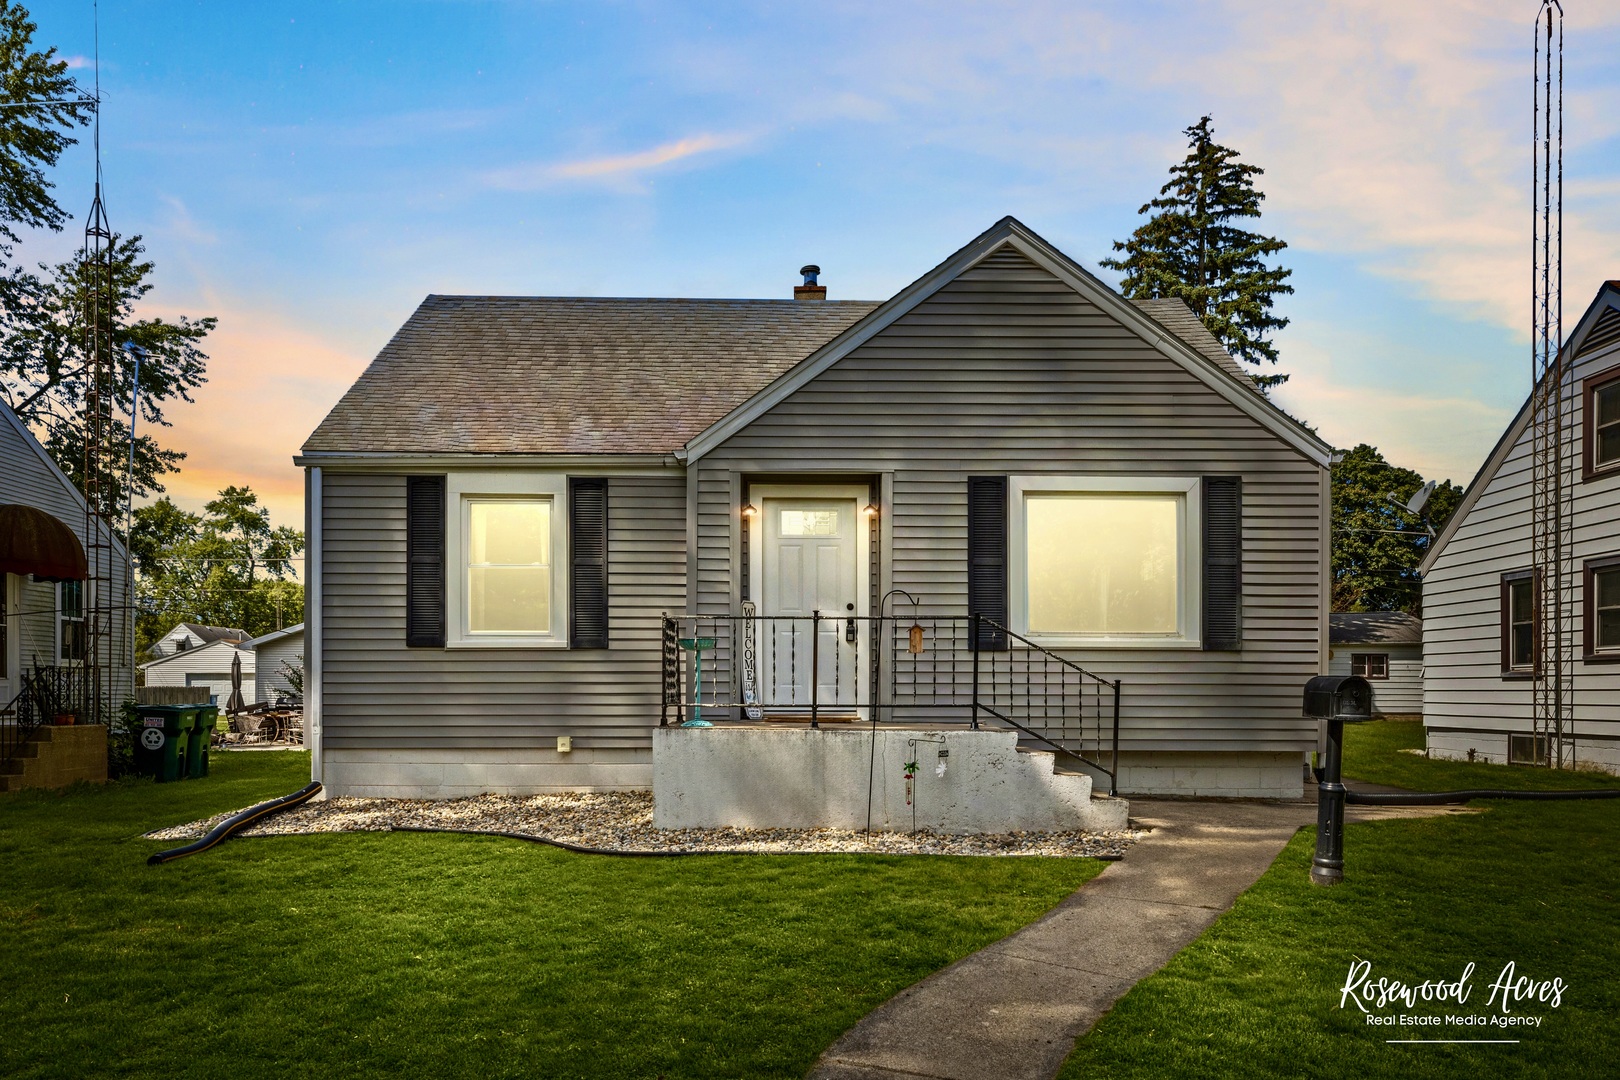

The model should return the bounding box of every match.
[294,451,684,472]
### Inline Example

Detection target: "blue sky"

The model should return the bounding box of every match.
[22,0,1620,528]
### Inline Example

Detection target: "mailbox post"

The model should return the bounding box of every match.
[1302,675,1373,886]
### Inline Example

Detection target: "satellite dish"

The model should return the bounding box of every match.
[1405,481,1436,515]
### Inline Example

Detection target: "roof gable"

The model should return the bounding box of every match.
[1421,280,1620,574]
[680,217,1330,465]
[0,398,129,561]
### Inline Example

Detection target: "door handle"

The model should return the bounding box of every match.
[845,603,857,643]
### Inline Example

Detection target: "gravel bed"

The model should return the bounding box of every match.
[144,790,1144,858]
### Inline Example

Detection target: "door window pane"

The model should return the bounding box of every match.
[779,509,840,537]
[466,500,551,634]
[1026,494,1179,634]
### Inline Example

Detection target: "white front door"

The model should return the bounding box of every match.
[758,497,864,711]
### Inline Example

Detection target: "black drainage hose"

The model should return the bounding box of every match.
[147,781,324,865]
[1346,787,1620,806]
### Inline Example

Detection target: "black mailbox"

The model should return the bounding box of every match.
[1303,675,1372,722]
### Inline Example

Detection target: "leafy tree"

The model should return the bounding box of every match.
[2,235,214,521]
[0,2,213,521]
[130,488,304,657]
[0,0,92,244]
[1102,116,1294,389]
[1332,444,1464,613]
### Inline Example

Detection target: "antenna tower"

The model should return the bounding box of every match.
[78,1,120,725]
[1530,0,1572,768]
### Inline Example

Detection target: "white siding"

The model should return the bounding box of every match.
[1423,326,1620,771]
[1328,642,1422,714]
[140,640,257,705]
[0,406,133,710]
[254,629,304,703]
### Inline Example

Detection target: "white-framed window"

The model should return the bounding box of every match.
[445,473,568,648]
[1351,653,1389,679]
[58,579,86,663]
[1008,476,1202,648]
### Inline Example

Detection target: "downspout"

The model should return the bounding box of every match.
[307,467,323,783]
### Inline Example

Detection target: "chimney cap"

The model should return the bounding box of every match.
[800,265,820,286]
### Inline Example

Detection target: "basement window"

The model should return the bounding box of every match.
[1508,733,1548,766]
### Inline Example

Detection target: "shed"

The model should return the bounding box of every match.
[1328,612,1422,716]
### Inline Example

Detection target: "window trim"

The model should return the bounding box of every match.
[57,579,86,665]
[1008,475,1202,649]
[1583,554,1620,663]
[1500,569,1539,679]
[1583,365,1620,481]
[445,472,569,649]
[1351,653,1389,680]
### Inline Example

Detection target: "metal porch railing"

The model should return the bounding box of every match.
[1,665,97,769]
[659,611,1120,793]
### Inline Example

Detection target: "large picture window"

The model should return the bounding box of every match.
[1009,476,1200,647]
[1501,570,1537,676]
[446,473,568,647]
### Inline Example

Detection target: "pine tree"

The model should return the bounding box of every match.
[1101,116,1293,389]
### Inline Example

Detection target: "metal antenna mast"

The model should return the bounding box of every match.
[79,0,120,726]
[1530,0,1571,768]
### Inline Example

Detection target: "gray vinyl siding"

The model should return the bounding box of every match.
[254,630,304,703]
[693,247,1326,754]
[0,411,133,707]
[1329,643,1422,714]
[1423,331,1620,757]
[319,472,685,751]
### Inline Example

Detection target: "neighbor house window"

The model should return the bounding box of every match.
[446,474,568,647]
[1586,369,1620,477]
[1501,571,1537,675]
[58,580,86,663]
[1351,653,1388,679]
[1584,557,1620,660]
[1009,476,1200,645]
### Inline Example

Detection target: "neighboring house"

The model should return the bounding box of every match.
[247,623,303,703]
[1421,280,1620,773]
[1,397,133,714]
[139,637,256,708]
[297,217,1333,800]
[1328,612,1422,716]
[150,622,251,659]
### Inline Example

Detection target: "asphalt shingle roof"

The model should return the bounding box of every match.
[1329,611,1422,646]
[302,297,882,455]
[302,292,1259,456]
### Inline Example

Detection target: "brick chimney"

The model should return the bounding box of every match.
[794,264,826,301]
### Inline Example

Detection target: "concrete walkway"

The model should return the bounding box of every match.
[809,796,1469,1080]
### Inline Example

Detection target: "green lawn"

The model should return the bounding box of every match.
[0,752,1103,1079]
[1060,721,1620,1079]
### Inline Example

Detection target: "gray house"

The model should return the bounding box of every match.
[1421,280,1620,773]
[298,217,1332,802]
[1328,612,1422,716]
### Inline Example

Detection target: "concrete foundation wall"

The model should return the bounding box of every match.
[652,726,1129,834]
[321,746,651,798]
[1426,730,1620,775]
[1113,751,1304,798]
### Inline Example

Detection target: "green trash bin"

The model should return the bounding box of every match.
[132,705,198,783]
[188,705,219,778]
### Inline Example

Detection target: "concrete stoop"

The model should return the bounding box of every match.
[0,725,108,792]
[652,725,1128,834]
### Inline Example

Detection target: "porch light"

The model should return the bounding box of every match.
[862,503,879,518]
[741,503,759,519]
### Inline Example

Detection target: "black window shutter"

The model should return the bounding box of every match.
[1202,476,1243,651]
[967,476,1009,651]
[570,478,610,649]
[405,475,446,648]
